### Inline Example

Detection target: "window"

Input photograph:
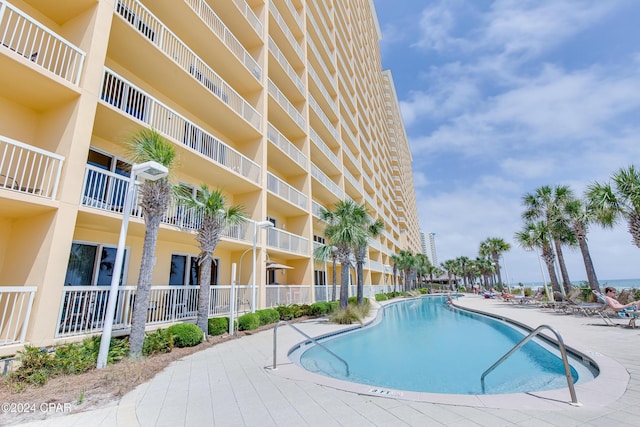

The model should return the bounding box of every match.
[314,270,327,286]
[313,235,325,244]
[170,254,218,286]
[64,242,128,286]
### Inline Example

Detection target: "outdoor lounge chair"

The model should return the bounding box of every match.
[592,290,638,328]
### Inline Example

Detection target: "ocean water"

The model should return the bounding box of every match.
[523,278,640,290]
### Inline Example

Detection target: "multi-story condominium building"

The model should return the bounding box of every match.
[0,0,420,356]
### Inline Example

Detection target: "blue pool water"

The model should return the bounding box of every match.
[293,296,597,394]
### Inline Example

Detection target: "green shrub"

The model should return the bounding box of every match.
[237,313,260,331]
[276,305,300,320]
[347,296,358,305]
[168,323,203,347]
[256,309,280,325]
[11,346,55,385]
[143,329,174,356]
[208,317,229,336]
[375,293,388,301]
[297,304,312,316]
[52,341,95,375]
[309,301,332,315]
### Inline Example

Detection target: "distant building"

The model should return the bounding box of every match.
[427,232,438,266]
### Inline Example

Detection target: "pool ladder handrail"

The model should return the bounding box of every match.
[480,324,581,406]
[272,320,350,376]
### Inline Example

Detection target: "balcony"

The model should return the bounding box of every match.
[266,227,309,256]
[97,69,260,186]
[0,286,36,346]
[266,123,308,171]
[267,171,307,209]
[267,79,306,132]
[0,135,64,199]
[311,163,342,200]
[0,1,85,84]
[109,0,261,137]
[0,1,85,109]
[79,165,252,244]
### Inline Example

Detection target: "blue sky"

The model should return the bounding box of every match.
[372,0,640,283]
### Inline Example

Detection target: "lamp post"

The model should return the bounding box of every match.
[251,220,274,312]
[97,161,168,369]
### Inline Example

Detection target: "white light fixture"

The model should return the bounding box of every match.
[251,220,274,312]
[97,161,168,369]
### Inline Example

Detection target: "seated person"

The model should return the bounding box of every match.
[603,287,640,312]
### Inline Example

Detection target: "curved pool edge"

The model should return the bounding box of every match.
[266,295,630,410]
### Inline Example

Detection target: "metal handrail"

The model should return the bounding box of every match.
[480,324,581,406]
[272,320,349,376]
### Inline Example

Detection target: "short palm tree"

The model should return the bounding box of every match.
[390,253,401,293]
[128,129,176,359]
[319,200,369,309]
[515,221,561,296]
[178,185,245,336]
[522,185,573,295]
[587,165,640,251]
[479,238,511,287]
[456,256,470,288]
[440,259,459,290]
[396,250,416,292]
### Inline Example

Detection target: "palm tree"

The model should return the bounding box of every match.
[319,200,369,309]
[128,129,176,359]
[563,196,600,292]
[479,238,511,287]
[354,217,384,304]
[178,185,246,336]
[587,165,640,251]
[522,185,573,295]
[390,253,401,293]
[474,257,495,289]
[396,250,416,292]
[515,221,562,295]
[440,259,459,290]
[414,253,431,289]
[456,256,470,288]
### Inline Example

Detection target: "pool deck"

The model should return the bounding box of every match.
[14,294,640,426]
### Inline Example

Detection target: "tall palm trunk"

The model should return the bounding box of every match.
[339,254,350,309]
[577,234,599,292]
[331,255,337,302]
[130,214,162,358]
[541,244,561,294]
[195,220,221,335]
[355,246,365,304]
[130,180,170,358]
[553,239,571,295]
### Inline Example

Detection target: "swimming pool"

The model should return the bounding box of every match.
[291,296,597,394]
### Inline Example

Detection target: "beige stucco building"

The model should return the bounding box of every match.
[0,0,421,356]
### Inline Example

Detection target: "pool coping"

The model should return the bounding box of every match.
[266,296,629,410]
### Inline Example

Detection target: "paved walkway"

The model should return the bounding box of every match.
[15,295,640,426]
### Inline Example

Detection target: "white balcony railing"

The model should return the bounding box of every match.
[309,95,339,140]
[56,285,253,337]
[231,0,262,36]
[267,79,306,130]
[80,165,253,244]
[115,0,261,129]
[268,37,305,93]
[101,69,260,184]
[265,285,310,307]
[310,128,340,166]
[267,172,307,209]
[0,135,64,199]
[311,163,343,199]
[0,286,36,346]
[0,1,85,84]
[266,227,309,255]
[184,0,261,79]
[269,2,304,61]
[267,123,308,169]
